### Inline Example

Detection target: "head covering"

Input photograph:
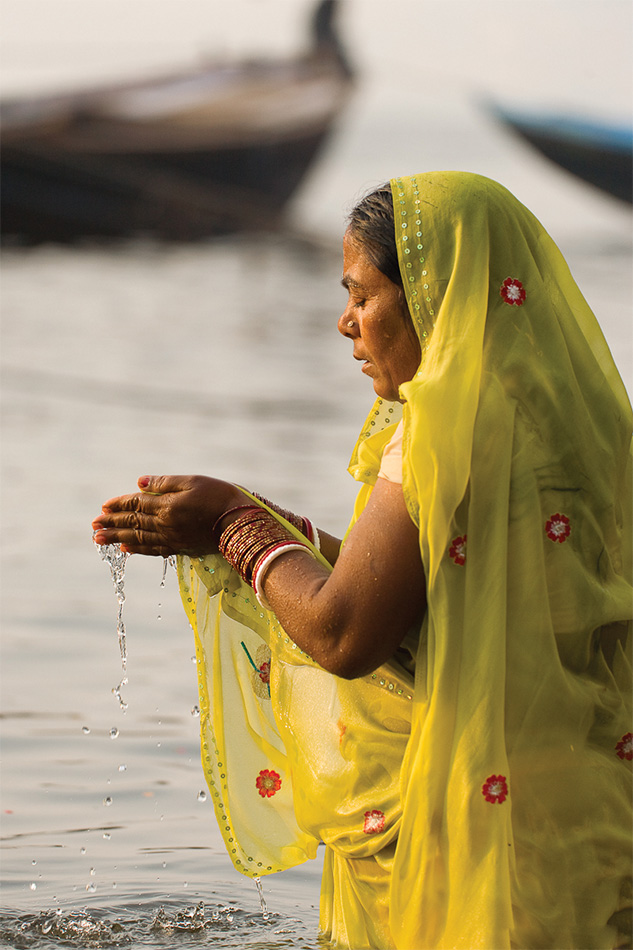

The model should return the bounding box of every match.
[349,172,632,948]
[179,172,632,949]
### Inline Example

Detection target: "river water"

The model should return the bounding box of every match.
[1,3,632,946]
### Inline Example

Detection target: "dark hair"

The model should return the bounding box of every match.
[346,185,402,289]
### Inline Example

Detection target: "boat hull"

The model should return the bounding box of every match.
[1,129,333,242]
[495,108,632,204]
[1,0,351,242]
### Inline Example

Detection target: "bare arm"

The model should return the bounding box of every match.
[92,475,425,677]
[258,477,425,678]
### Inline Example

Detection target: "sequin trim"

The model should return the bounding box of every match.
[394,177,436,356]
[369,671,412,700]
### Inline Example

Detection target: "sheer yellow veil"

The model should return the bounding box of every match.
[362,172,631,948]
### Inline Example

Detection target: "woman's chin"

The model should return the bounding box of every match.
[372,379,400,402]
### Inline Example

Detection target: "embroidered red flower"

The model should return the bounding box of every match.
[500,277,526,306]
[545,513,571,543]
[256,769,282,798]
[482,774,508,804]
[616,732,633,761]
[257,661,270,685]
[363,809,386,834]
[449,535,467,565]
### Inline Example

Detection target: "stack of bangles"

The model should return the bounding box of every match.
[214,494,320,610]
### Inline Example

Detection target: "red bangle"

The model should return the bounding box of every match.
[212,505,260,541]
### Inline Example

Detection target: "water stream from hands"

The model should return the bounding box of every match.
[95,545,271,926]
[96,542,130,710]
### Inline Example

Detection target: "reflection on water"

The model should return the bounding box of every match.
[1,236,350,948]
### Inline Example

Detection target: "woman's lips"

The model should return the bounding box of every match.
[353,351,372,375]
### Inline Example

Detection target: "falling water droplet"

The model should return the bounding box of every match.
[118,764,127,772]
[191,705,200,717]
[103,797,112,807]
[32,860,37,866]
[82,726,91,735]
[103,833,111,840]
[253,877,269,920]
[80,848,86,855]
[86,883,96,893]
[112,678,128,713]
[29,882,37,890]
[109,728,119,740]
[90,867,96,876]
[197,790,207,803]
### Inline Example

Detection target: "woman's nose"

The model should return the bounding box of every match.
[338,304,356,338]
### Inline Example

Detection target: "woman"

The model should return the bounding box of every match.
[92,172,632,949]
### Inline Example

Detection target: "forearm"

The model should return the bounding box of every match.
[313,529,341,567]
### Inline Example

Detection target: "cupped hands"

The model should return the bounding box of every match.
[92,475,246,557]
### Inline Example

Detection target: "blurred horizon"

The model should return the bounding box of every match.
[2,1,631,115]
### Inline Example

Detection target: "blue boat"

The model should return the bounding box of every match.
[493,107,632,204]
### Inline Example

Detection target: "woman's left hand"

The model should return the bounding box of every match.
[92,475,245,557]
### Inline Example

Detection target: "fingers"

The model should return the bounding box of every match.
[98,476,191,514]
[138,475,190,495]
[92,525,166,549]
[120,542,176,558]
[93,508,156,531]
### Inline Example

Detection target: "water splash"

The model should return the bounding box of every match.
[1,910,129,947]
[0,899,310,949]
[96,542,129,672]
[151,901,206,933]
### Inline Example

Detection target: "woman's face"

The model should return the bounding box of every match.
[339,231,421,401]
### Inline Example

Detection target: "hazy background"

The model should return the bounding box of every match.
[1,1,631,945]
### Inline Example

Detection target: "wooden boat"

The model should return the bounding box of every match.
[493,106,632,204]
[1,0,352,242]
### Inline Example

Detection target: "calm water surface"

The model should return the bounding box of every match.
[1,221,631,949]
[1,235,367,948]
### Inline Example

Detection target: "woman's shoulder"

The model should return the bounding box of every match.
[378,420,404,484]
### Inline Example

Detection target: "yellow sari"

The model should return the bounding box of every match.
[178,173,632,949]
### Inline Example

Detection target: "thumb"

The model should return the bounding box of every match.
[138,475,187,494]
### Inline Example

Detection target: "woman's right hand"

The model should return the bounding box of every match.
[91,475,247,558]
